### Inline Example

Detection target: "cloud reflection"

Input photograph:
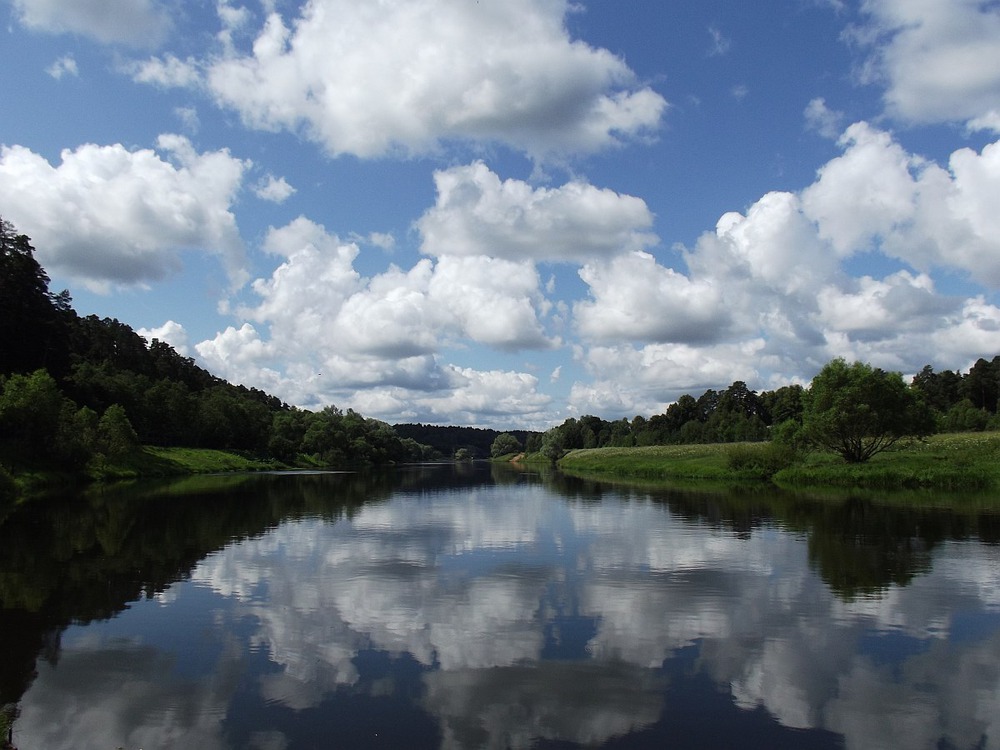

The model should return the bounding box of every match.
[15,484,1000,749]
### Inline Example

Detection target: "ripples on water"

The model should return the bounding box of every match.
[2,465,998,749]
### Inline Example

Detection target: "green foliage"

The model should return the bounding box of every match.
[725,442,798,478]
[540,428,565,463]
[97,404,140,458]
[802,359,935,463]
[940,398,990,432]
[0,369,72,466]
[0,217,70,377]
[490,432,522,457]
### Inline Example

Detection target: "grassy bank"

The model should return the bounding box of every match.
[555,432,1000,491]
[4,446,283,498]
[88,446,283,480]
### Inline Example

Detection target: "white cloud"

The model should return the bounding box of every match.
[966,109,1000,135]
[855,0,1000,126]
[11,0,171,47]
[804,97,844,139]
[572,339,770,416]
[417,162,657,263]
[801,124,1000,287]
[45,55,78,79]
[180,123,1000,424]
[0,135,249,291]
[199,0,666,159]
[368,232,395,251]
[196,217,555,425]
[137,319,191,356]
[428,255,554,351]
[801,122,917,256]
[565,125,1000,415]
[126,54,202,88]
[253,174,296,203]
[574,251,728,344]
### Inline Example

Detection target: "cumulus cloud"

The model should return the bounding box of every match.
[197,0,665,159]
[11,0,171,47]
[195,216,554,424]
[801,122,917,256]
[137,319,190,356]
[567,125,1000,416]
[800,123,1000,287]
[0,135,249,291]
[189,162,664,424]
[253,174,296,203]
[574,251,728,344]
[417,162,657,262]
[854,0,1000,126]
[126,54,202,88]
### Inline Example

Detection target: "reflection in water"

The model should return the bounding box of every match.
[2,465,999,749]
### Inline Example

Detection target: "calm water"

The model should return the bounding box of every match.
[1,464,999,749]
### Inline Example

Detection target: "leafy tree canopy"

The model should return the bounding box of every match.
[802,359,935,463]
[490,432,522,458]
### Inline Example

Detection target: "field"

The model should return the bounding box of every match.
[555,432,1000,491]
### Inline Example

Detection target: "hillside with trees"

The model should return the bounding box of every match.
[0,218,436,485]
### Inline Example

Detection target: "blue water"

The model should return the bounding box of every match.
[4,466,999,749]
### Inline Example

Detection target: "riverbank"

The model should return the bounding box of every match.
[551,431,1000,492]
[3,446,283,500]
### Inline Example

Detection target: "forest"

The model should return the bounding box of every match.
[3,215,1000,486]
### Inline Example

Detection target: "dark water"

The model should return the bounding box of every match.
[1,464,999,749]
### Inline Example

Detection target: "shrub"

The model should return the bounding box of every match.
[726,442,798,478]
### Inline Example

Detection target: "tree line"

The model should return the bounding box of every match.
[533,356,1000,464]
[0,217,437,478]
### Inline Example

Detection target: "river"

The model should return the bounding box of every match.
[1,463,998,749]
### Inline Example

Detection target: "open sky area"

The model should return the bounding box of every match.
[2,0,1000,430]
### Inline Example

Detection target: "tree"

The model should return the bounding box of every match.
[802,359,935,463]
[540,428,565,463]
[0,218,69,376]
[97,404,139,458]
[490,432,521,458]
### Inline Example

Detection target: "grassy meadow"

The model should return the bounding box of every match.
[553,431,1000,492]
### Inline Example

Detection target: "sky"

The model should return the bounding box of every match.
[1,0,1000,430]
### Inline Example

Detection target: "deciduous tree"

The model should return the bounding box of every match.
[802,359,934,463]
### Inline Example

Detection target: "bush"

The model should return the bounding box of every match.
[726,442,798,478]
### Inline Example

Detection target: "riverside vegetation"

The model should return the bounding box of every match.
[5,215,1000,499]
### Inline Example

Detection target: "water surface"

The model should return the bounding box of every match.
[1,464,998,749]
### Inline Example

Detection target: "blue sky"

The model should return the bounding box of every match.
[2,0,1000,429]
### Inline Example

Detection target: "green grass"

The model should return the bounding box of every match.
[556,432,1000,492]
[559,444,744,481]
[87,446,282,481]
[774,432,1000,490]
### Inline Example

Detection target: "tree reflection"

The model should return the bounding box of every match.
[0,471,394,709]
